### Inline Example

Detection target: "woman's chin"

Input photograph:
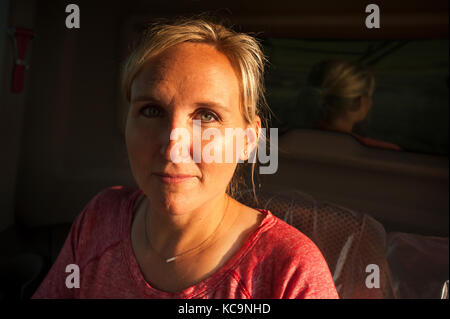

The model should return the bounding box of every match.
[147,188,198,215]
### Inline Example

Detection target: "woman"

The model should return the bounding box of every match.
[308,59,402,151]
[32,19,338,299]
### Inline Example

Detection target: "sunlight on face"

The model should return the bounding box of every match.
[126,42,249,214]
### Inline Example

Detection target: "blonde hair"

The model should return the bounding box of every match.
[121,18,270,198]
[307,60,375,124]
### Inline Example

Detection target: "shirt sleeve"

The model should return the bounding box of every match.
[31,202,90,299]
[280,239,339,299]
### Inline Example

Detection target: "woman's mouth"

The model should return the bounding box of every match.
[153,173,196,184]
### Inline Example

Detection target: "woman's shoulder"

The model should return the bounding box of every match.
[71,186,140,247]
[351,133,403,151]
[235,209,337,298]
[87,185,140,208]
[248,209,329,271]
[232,200,320,258]
[78,185,140,221]
[259,211,320,253]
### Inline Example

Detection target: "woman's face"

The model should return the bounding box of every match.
[126,42,254,215]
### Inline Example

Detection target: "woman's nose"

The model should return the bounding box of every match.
[158,115,193,162]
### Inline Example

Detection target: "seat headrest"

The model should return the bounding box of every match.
[235,188,395,299]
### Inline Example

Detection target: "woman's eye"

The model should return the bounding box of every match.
[140,105,162,118]
[198,111,219,123]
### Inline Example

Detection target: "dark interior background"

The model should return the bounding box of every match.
[0,0,448,243]
[0,0,448,300]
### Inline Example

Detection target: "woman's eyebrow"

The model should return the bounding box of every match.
[195,101,230,113]
[131,94,160,103]
[130,95,231,114]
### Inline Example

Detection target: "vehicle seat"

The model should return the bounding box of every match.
[235,188,395,299]
[0,223,72,299]
[0,253,44,300]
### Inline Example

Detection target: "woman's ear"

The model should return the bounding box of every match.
[361,95,372,111]
[357,95,372,121]
[241,116,261,161]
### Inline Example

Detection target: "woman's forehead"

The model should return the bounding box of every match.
[131,43,240,104]
[141,43,237,82]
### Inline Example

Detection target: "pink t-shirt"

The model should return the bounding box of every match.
[32,186,339,299]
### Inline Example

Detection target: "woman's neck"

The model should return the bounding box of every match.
[144,193,233,260]
[320,116,355,134]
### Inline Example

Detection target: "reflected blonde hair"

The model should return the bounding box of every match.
[121,18,270,198]
[307,60,375,124]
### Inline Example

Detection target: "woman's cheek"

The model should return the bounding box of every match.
[200,134,238,179]
[199,131,239,164]
[199,131,223,163]
[126,121,155,174]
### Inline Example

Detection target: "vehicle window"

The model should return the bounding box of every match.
[263,38,449,156]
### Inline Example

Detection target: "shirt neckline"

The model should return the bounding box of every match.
[120,188,276,298]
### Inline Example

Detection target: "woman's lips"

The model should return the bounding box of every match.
[153,173,196,184]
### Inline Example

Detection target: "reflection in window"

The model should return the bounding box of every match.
[263,39,449,156]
